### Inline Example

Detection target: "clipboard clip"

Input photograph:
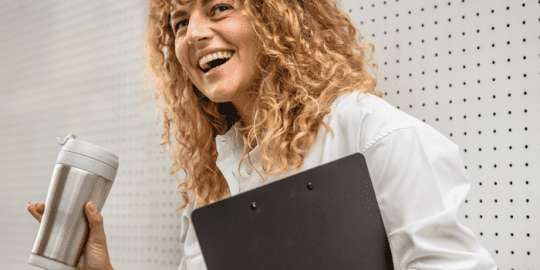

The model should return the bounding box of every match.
[250,182,314,210]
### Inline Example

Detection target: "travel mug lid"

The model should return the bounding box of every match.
[56,133,119,170]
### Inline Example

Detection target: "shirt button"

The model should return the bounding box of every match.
[246,166,253,175]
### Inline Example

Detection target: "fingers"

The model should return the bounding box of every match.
[84,202,110,246]
[84,202,104,230]
[36,203,45,214]
[28,201,107,238]
[27,202,44,223]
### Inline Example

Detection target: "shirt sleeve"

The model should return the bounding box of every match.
[362,126,498,270]
[178,194,207,270]
[177,197,193,270]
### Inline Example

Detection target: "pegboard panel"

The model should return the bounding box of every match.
[0,0,185,269]
[339,0,540,269]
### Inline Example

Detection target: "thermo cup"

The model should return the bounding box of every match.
[29,133,119,270]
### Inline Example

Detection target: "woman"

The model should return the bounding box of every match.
[28,0,498,269]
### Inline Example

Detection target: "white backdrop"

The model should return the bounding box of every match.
[340,1,540,269]
[0,0,538,269]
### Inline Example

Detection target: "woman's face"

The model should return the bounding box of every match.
[171,0,260,104]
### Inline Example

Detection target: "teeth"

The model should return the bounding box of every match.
[199,51,233,71]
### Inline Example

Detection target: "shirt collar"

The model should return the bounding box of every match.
[215,120,262,196]
[215,120,261,166]
[216,120,242,156]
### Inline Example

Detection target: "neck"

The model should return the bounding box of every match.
[233,93,257,129]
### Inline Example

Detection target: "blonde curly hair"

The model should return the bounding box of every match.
[143,0,383,213]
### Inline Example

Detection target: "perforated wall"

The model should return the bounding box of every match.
[0,0,184,269]
[0,0,538,270]
[339,0,539,269]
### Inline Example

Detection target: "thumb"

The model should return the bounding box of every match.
[84,202,107,243]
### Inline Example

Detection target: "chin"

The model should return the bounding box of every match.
[205,87,237,104]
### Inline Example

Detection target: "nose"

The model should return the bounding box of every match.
[186,10,213,45]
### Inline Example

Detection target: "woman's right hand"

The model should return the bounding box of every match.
[27,202,115,270]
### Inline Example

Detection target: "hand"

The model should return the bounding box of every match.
[28,202,115,270]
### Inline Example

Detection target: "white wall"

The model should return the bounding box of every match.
[0,0,538,269]
[340,0,540,268]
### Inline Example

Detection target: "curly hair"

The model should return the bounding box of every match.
[143,0,383,214]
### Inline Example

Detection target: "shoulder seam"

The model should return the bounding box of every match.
[362,126,434,153]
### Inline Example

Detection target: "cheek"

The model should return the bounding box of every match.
[242,38,261,72]
[173,46,194,84]
[175,47,195,78]
[173,39,188,64]
[175,47,188,67]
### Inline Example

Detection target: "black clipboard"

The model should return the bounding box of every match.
[191,152,394,269]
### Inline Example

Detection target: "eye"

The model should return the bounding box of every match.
[212,4,231,15]
[175,19,189,32]
[173,4,232,34]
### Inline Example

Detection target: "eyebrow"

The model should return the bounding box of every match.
[171,0,215,22]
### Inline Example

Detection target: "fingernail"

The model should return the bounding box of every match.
[89,202,97,214]
[28,202,31,205]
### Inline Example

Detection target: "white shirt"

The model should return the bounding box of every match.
[178,91,498,270]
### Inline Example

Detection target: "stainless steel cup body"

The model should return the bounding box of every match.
[31,163,113,269]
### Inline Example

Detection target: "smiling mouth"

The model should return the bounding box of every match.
[198,51,235,73]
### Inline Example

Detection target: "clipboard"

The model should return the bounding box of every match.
[191,152,394,269]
